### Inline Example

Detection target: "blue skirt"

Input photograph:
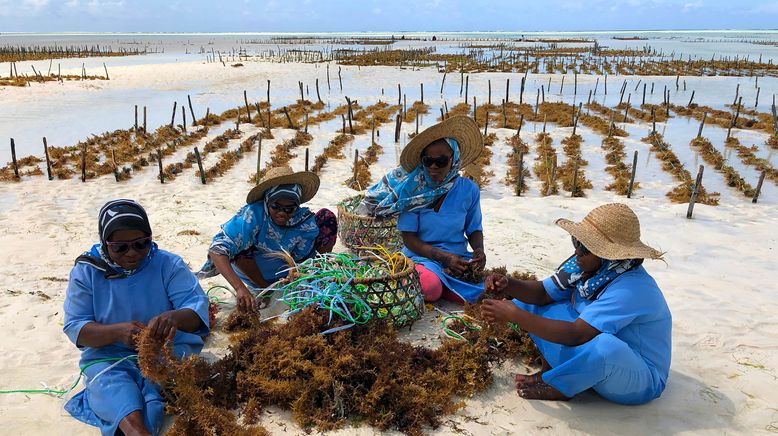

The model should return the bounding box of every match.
[410,255,484,303]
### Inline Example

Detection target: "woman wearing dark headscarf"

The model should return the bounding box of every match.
[198,165,337,311]
[63,199,209,436]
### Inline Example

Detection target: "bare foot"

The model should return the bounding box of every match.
[517,380,570,401]
[514,371,544,388]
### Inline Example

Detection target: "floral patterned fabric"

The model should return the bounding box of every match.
[357,138,461,218]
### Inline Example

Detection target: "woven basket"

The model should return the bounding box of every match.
[347,256,424,329]
[336,195,403,256]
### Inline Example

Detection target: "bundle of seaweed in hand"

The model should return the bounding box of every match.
[138,303,538,436]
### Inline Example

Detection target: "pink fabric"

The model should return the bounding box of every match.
[415,264,443,302]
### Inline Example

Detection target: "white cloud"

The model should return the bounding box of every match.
[682,0,703,12]
[23,0,50,10]
[373,7,382,14]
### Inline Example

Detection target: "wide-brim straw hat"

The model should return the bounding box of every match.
[399,116,483,172]
[246,165,320,204]
[556,203,664,261]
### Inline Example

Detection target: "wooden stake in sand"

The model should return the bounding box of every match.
[316,78,323,104]
[571,159,579,198]
[627,150,638,198]
[267,80,271,106]
[686,165,705,219]
[194,147,206,184]
[134,105,138,131]
[345,97,354,134]
[352,149,359,187]
[110,146,119,182]
[103,63,109,80]
[688,90,695,107]
[420,83,424,104]
[505,78,510,104]
[519,76,525,104]
[42,137,52,180]
[440,71,447,95]
[397,83,402,105]
[464,75,469,104]
[9,138,19,179]
[283,107,296,130]
[395,113,402,143]
[256,136,263,184]
[304,147,309,172]
[143,106,147,134]
[326,64,331,91]
[338,67,343,91]
[157,148,164,184]
[517,151,524,197]
[81,143,88,182]
[752,171,766,203]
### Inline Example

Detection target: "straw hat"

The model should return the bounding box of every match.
[399,115,483,172]
[556,203,664,261]
[246,165,320,204]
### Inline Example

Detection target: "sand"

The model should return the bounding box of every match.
[1,55,777,435]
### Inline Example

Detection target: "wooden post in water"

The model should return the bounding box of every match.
[103,63,109,80]
[464,75,469,104]
[9,138,19,179]
[519,76,525,104]
[502,99,507,128]
[143,106,147,133]
[244,90,252,122]
[42,137,52,180]
[752,171,766,203]
[194,147,206,184]
[697,112,707,139]
[505,78,510,104]
[517,114,524,137]
[326,64,331,91]
[188,95,196,125]
[420,83,424,104]
[134,105,138,131]
[642,83,646,106]
[304,147,309,172]
[627,150,638,198]
[168,101,178,128]
[571,159,579,197]
[688,90,696,107]
[345,96,354,134]
[338,66,342,91]
[394,113,402,142]
[316,78,323,104]
[686,165,704,219]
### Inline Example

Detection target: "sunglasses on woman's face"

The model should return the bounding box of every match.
[421,154,452,168]
[571,236,591,256]
[269,202,298,215]
[106,236,152,254]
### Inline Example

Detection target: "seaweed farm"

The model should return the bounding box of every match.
[1,30,778,436]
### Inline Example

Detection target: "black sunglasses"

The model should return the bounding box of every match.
[106,236,152,254]
[269,202,298,215]
[421,154,452,168]
[571,236,591,256]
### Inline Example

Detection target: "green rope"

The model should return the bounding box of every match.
[0,356,138,397]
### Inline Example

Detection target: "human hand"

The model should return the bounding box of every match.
[481,299,520,324]
[471,248,486,270]
[485,273,508,293]
[444,253,470,275]
[147,311,179,342]
[114,320,146,348]
[236,287,257,312]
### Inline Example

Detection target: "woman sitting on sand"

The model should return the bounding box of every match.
[358,116,486,303]
[481,203,671,404]
[197,165,337,311]
[63,199,210,436]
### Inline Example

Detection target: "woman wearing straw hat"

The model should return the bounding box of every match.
[481,203,671,404]
[358,116,486,303]
[197,165,337,311]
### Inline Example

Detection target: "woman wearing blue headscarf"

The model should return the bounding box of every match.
[358,116,486,303]
[198,165,337,311]
[63,199,209,436]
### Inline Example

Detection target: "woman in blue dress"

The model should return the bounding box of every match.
[198,165,337,311]
[63,199,210,436]
[481,203,672,404]
[358,116,486,303]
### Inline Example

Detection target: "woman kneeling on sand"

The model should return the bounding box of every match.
[358,116,486,303]
[197,165,337,311]
[482,203,671,404]
[64,199,210,436]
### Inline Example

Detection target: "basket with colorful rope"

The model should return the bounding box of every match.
[272,247,424,329]
[336,194,403,256]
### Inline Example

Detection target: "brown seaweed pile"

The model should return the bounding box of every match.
[137,304,540,436]
[601,136,639,195]
[504,134,532,195]
[724,136,778,185]
[556,134,593,197]
[311,134,354,174]
[533,132,559,196]
[690,137,756,197]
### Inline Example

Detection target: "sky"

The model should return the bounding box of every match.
[0,0,776,33]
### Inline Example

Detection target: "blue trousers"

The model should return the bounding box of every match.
[64,360,164,436]
[514,299,661,405]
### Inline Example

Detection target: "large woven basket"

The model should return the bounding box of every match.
[349,255,424,329]
[336,195,403,256]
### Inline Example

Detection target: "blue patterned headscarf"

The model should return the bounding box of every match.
[550,255,643,300]
[357,138,461,218]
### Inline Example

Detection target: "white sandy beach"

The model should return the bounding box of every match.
[1,50,777,435]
